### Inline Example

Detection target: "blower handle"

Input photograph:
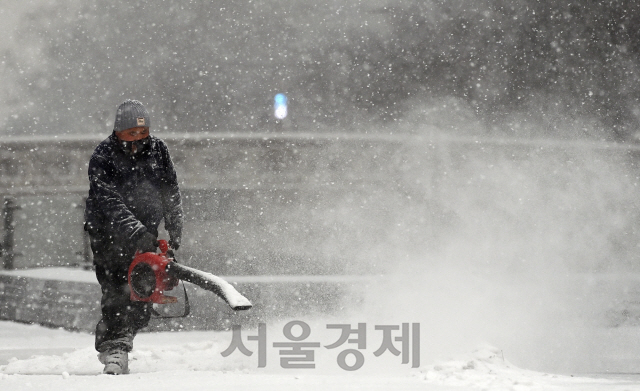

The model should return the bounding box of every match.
[158,239,169,254]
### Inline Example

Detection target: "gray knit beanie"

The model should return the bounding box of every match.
[113,99,150,132]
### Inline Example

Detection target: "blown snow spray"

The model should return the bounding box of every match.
[128,240,252,314]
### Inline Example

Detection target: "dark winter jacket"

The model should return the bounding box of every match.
[84,132,183,254]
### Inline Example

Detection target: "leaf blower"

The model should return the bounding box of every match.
[128,240,252,315]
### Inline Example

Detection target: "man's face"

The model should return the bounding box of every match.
[116,127,149,141]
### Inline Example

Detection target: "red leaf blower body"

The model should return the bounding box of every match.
[128,240,252,311]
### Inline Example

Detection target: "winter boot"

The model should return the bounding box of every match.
[98,349,129,375]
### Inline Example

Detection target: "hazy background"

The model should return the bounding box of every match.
[3,0,640,140]
[3,0,640,376]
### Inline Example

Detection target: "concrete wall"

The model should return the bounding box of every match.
[0,271,101,331]
[3,132,640,331]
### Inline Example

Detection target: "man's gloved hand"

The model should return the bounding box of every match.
[169,235,181,251]
[136,232,158,253]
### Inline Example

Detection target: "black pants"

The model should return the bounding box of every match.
[91,235,152,353]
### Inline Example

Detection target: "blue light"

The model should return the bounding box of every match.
[274,93,288,119]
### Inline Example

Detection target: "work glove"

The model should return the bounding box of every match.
[136,232,158,253]
[169,235,181,251]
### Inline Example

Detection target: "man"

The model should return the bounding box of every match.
[84,99,183,374]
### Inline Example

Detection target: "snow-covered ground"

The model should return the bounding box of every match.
[1,319,639,391]
[3,250,640,390]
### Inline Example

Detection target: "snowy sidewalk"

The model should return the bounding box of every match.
[2,320,640,391]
